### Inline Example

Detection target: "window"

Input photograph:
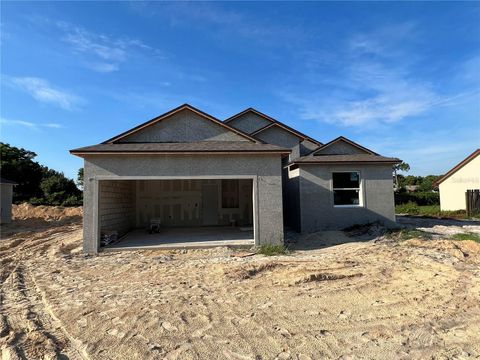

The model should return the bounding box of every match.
[332,172,361,207]
[221,179,239,208]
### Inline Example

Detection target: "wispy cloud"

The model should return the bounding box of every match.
[57,21,164,72]
[131,2,308,47]
[5,76,84,110]
[0,117,63,131]
[280,23,477,127]
[348,22,418,59]
[358,126,480,175]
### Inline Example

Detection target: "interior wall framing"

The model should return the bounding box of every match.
[94,175,259,250]
[135,179,253,228]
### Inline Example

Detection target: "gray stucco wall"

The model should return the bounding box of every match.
[0,184,14,224]
[227,113,272,134]
[284,168,301,230]
[313,141,367,155]
[99,180,135,237]
[300,139,319,156]
[255,126,302,160]
[120,109,249,143]
[82,154,284,253]
[298,164,396,232]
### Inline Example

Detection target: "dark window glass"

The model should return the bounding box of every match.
[332,172,359,188]
[333,190,360,206]
[221,179,239,208]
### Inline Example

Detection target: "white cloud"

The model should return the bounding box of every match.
[282,62,442,127]
[0,117,63,130]
[7,76,83,110]
[87,62,120,73]
[57,21,164,72]
[280,24,475,127]
[358,127,480,176]
[348,22,418,58]
[131,3,307,47]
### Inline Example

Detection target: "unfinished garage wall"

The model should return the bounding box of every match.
[135,179,253,228]
[83,154,284,253]
[99,180,135,237]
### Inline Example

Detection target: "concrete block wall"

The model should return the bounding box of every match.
[298,164,396,232]
[283,167,301,231]
[99,180,135,237]
[0,184,14,224]
[135,179,253,228]
[83,154,284,252]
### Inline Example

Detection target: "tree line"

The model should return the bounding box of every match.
[0,142,82,206]
[393,162,441,206]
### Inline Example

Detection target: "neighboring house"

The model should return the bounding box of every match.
[0,178,17,224]
[436,149,480,211]
[71,104,400,253]
[405,185,420,192]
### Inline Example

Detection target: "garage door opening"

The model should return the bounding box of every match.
[97,178,255,250]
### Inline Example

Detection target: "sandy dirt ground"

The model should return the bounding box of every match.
[1,205,480,360]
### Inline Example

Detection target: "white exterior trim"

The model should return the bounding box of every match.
[330,170,364,208]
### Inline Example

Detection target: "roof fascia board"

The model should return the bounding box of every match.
[285,160,400,168]
[70,150,291,156]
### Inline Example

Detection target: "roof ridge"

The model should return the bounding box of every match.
[225,108,322,146]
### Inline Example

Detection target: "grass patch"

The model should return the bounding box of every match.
[451,233,480,243]
[257,244,290,256]
[386,228,433,241]
[395,202,467,219]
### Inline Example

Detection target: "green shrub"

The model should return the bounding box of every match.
[395,191,439,206]
[395,204,468,219]
[400,229,433,240]
[451,233,480,242]
[396,202,420,215]
[61,194,83,207]
[257,244,290,256]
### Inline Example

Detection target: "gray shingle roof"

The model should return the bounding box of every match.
[290,154,401,165]
[70,141,291,155]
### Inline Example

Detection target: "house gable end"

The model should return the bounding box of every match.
[254,125,302,149]
[226,108,322,147]
[106,104,257,144]
[225,110,273,134]
[311,137,377,156]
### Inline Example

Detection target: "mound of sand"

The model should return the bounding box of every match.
[12,203,82,221]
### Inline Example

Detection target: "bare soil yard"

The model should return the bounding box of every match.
[1,205,480,359]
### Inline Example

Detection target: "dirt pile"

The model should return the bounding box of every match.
[0,204,83,239]
[12,203,82,221]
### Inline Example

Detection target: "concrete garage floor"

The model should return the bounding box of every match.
[103,227,254,251]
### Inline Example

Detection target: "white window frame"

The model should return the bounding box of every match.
[331,171,364,208]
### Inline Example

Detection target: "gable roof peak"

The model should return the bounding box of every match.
[103,104,260,144]
[309,136,379,156]
[225,107,322,146]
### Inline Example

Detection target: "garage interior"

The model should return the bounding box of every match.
[98,178,255,250]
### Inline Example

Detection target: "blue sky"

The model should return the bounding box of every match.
[1,1,479,179]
